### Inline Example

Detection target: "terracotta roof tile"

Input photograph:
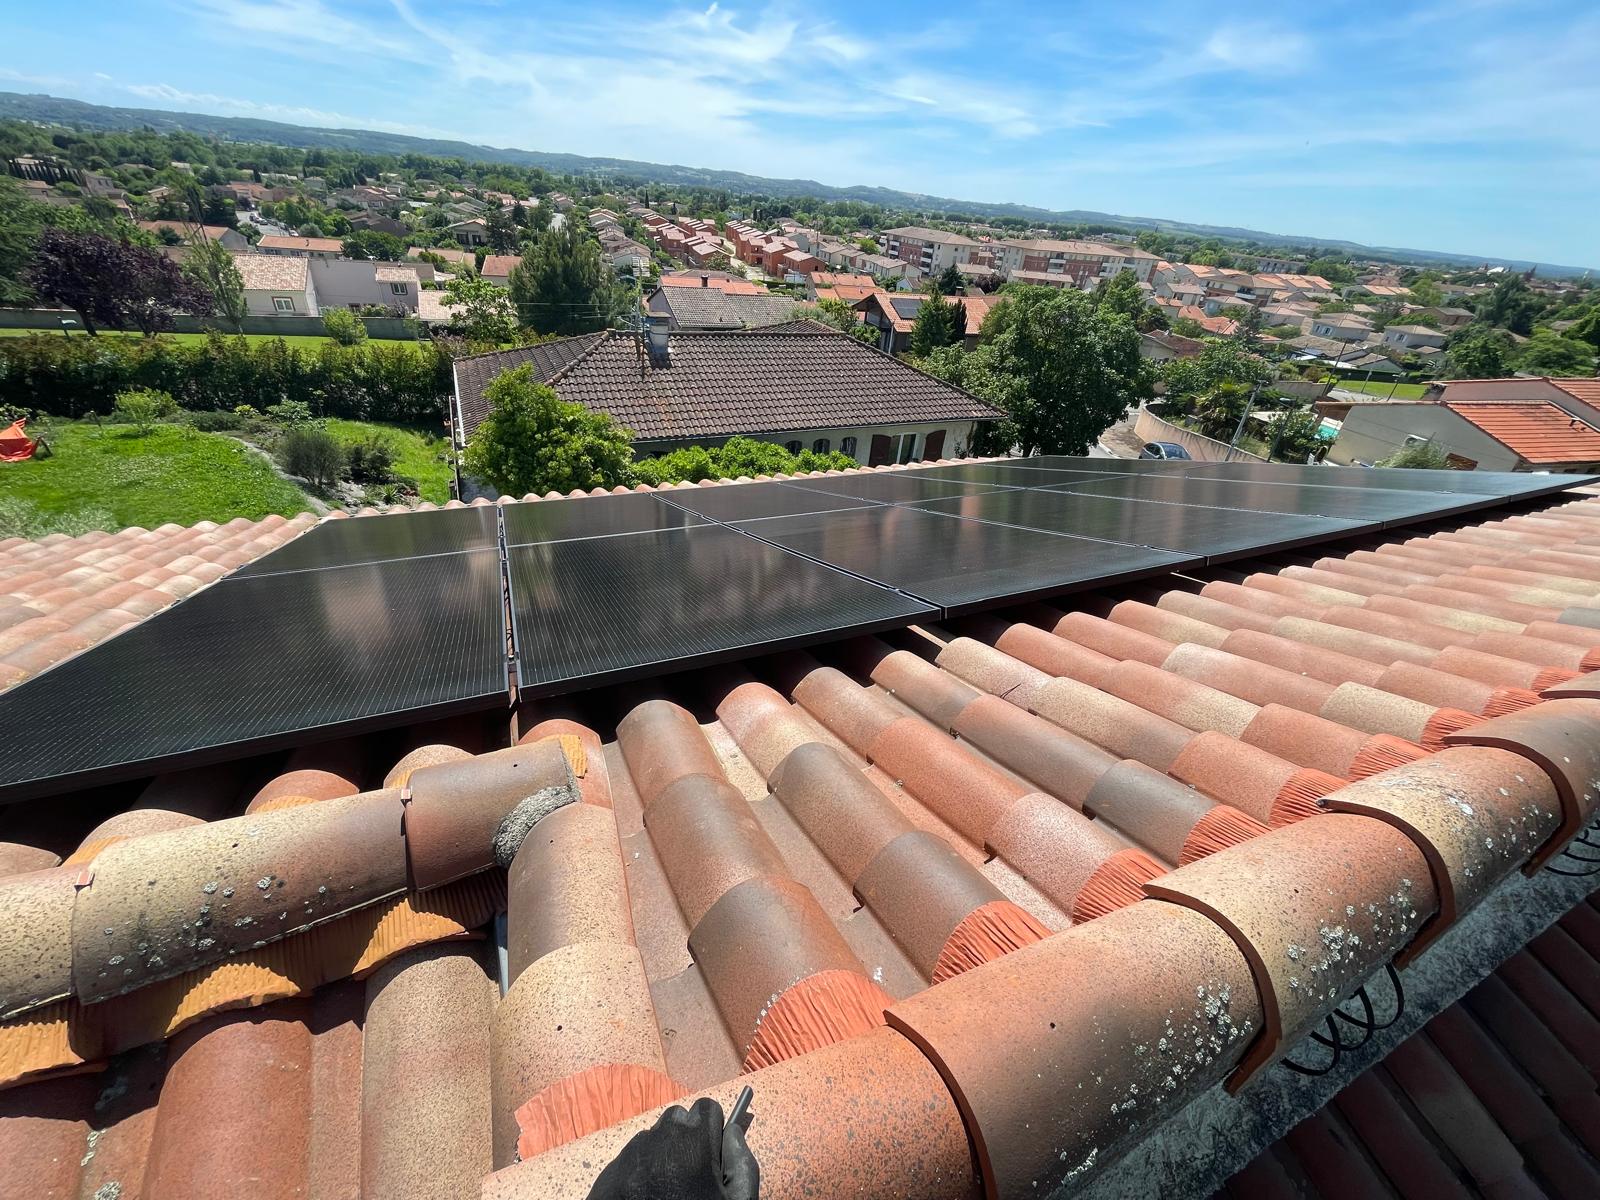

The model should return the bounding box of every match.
[1444,401,1600,464]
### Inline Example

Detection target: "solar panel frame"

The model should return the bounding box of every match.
[1184,460,1600,499]
[233,506,501,576]
[783,471,1023,504]
[878,461,1135,489]
[503,492,709,546]
[0,550,511,801]
[733,505,1198,614]
[508,524,934,697]
[658,481,886,523]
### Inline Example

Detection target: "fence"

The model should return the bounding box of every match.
[0,308,421,341]
[1133,405,1267,463]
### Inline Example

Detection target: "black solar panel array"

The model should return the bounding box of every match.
[2,457,1593,799]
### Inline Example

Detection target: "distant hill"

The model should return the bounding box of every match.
[3,91,1592,276]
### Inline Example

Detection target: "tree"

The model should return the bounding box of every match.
[1308,257,1357,285]
[936,263,964,294]
[485,205,519,254]
[1159,339,1272,405]
[1476,275,1540,335]
[341,230,407,261]
[441,276,518,344]
[112,387,177,434]
[1269,406,1324,462]
[942,286,1154,456]
[1569,307,1600,352]
[810,296,877,344]
[322,308,368,345]
[1516,328,1596,375]
[910,294,965,357]
[1407,274,1444,308]
[277,426,347,489]
[1093,269,1146,323]
[1445,327,1513,378]
[25,229,211,336]
[507,221,625,336]
[857,237,879,255]
[463,366,635,494]
[181,234,247,332]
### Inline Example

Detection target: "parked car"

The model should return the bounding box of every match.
[1139,441,1192,460]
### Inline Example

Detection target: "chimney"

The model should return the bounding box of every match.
[644,312,671,365]
[700,273,709,288]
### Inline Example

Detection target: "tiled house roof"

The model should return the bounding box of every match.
[4,465,1600,1198]
[649,288,802,330]
[1445,401,1600,464]
[452,326,1001,443]
[232,253,310,291]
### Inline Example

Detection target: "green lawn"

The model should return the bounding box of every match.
[325,418,454,504]
[0,328,425,350]
[0,422,313,537]
[1333,379,1430,400]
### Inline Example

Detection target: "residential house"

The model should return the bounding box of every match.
[1381,324,1448,352]
[450,219,490,247]
[1407,306,1475,329]
[408,246,474,271]
[778,249,822,279]
[335,185,399,211]
[1423,376,1600,428]
[256,235,345,259]
[999,239,1161,286]
[479,255,521,286]
[658,272,763,295]
[136,221,250,251]
[452,318,1000,469]
[856,254,924,286]
[645,286,803,331]
[1344,282,1412,301]
[1139,330,1207,362]
[1328,397,1600,471]
[233,254,319,317]
[371,265,421,312]
[348,213,410,237]
[603,239,653,273]
[855,292,999,354]
[212,181,292,208]
[881,226,981,274]
[1310,313,1375,342]
[807,272,876,297]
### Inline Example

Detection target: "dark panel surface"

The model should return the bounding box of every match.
[1044,474,1492,525]
[0,552,509,799]
[737,506,1196,613]
[1021,455,1203,473]
[787,471,1019,504]
[503,492,707,545]
[663,481,882,523]
[235,506,501,575]
[1185,460,1600,498]
[875,461,1128,489]
[509,526,933,694]
[913,489,1370,560]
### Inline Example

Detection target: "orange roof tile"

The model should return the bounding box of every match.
[1445,401,1600,464]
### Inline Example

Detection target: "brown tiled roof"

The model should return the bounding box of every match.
[1445,401,1600,464]
[479,254,521,278]
[5,466,1600,1198]
[455,326,1000,442]
[232,253,309,291]
[135,221,233,243]
[658,272,763,295]
[0,513,317,692]
[255,235,344,254]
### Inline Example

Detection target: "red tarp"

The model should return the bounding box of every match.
[0,420,36,462]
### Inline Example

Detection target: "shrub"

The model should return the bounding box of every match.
[322,308,367,346]
[631,436,857,486]
[112,387,178,434]
[1379,442,1450,470]
[463,367,635,496]
[277,427,347,489]
[265,399,316,427]
[344,432,397,484]
[183,409,245,432]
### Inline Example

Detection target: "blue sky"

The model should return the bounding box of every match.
[4,1,1597,267]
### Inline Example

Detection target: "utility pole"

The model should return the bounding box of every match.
[1229,382,1261,451]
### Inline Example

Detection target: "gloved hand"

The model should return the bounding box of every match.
[586,1096,759,1200]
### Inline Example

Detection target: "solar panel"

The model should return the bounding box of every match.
[503,492,707,546]
[911,461,1135,488]
[508,525,934,695]
[911,488,1371,561]
[1021,455,1203,473]
[1043,474,1497,526]
[234,506,500,576]
[786,471,1019,504]
[662,481,883,522]
[736,506,1197,613]
[0,552,509,799]
[1185,460,1600,498]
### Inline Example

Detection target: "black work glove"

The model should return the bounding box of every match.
[586,1096,759,1200]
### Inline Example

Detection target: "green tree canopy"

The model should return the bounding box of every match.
[507,221,625,335]
[936,263,964,294]
[341,230,407,261]
[181,235,247,332]
[463,365,635,495]
[441,275,518,344]
[1568,307,1600,352]
[1307,257,1357,285]
[1476,275,1540,335]
[1093,269,1146,324]
[810,296,877,344]
[1516,327,1597,376]
[1445,327,1514,378]
[910,293,966,357]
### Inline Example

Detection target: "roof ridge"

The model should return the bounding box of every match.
[542,329,621,387]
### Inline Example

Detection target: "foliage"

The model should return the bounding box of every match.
[1444,327,1513,379]
[1568,307,1600,352]
[936,263,964,294]
[0,495,117,540]
[342,431,397,483]
[1159,339,1273,404]
[631,436,857,485]
[321,308,369,345]
[1190,382,1252,441]
[277,426,347,489]
[463,365,635,494]
[1170,316,1207,339]
[181,235,248,332]
[857,237,879,255]
[25,229,212,335]
[441,275,518,343]
[507,221,626,336]
[910,293,965,357]
[1407,274,1444,308]
[324,418,452,503]
[1515,328,1596,375]
[1307,257,1357,285]
[0,421,311,530]
[111,386,177,434]
[809,297,877,344]
[922,285,1153,456]
[0,174,101,306]
[0,332,453,424]
[1379,442,1450,469]
[341,230,407,261]
[1093,269,1146,324]
[1476,275,1541,336]
[1269,407,1324,462]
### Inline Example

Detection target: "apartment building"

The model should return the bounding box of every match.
[995,239,1160,286]
[881,226,981,274]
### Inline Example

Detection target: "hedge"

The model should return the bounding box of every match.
[0,332,455,425]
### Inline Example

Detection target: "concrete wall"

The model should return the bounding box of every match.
[635,421,982,465]
[1134,406,1267,463]
[0,307,421,339]
[1327,404,1521,470]
[243,284,318,318]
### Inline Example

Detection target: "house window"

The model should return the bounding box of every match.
[896,433,918,464]
[840,436,857,458]
[783,440,802,454]
[272,296,295,313]
[812,438,830,454]
[389,282,409,296]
